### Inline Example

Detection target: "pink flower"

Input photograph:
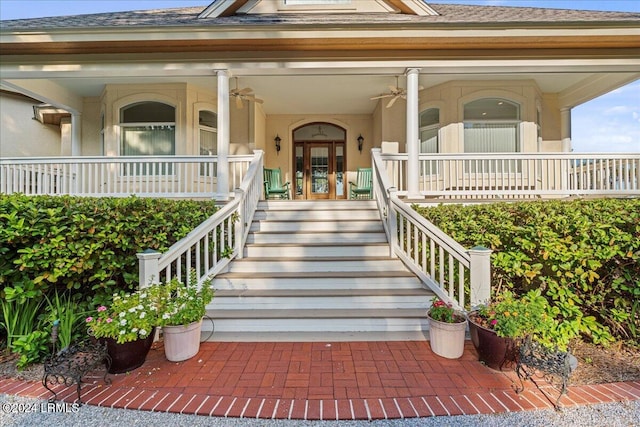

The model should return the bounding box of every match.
[490,319,498,326]
[106,318,113,323]
[85,316,93,323]
[97,306,107,312]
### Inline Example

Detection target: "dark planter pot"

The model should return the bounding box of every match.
[468,314,517,371]
[101,327,156,374]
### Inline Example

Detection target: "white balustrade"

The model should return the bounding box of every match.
[381,152,640,198]
[137,151,263,287]
[0,155,254,198]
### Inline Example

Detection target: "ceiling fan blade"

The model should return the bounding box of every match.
[388,85,399,92]
[235,96,243,109]
[386,96,399,108]
[253,97,264,104]
[238,87,253,95]
[370,94,393,100]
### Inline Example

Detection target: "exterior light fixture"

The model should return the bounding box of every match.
[357,134,364,152]
[275,134,281,153]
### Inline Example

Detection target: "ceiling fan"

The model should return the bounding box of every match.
[370,76,422,108]
[230,77,263,109]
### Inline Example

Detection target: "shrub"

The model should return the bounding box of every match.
[415,198,640,345]
[0,195,218,307]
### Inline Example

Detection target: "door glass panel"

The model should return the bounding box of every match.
[295,145,304,197]
[336,145,344,197]
[310,146,329,195]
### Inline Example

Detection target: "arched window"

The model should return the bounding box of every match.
[120,102,175,156]
[419,108,439,154]
[198,110,217,176]
[463,98,520,153]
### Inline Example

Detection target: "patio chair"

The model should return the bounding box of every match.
[263,167,291,199]
[349,167,373,199]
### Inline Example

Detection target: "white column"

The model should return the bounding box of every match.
[71,112,82,156]
[560,107,572,152]
[216,70,230,200]
[406,68,422,199]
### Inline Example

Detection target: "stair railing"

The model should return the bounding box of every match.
[137,150,264,288]
[372,148,491,310]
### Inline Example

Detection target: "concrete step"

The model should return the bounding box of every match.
[211,274,422,290]
[249,220,383,233]
[257,200,376,210]
[225,258,409,273]
[247,232,387,244]
[253,209,380,221]
[243,242,390,258]
[210,288,432,309]
[203,309,430,333]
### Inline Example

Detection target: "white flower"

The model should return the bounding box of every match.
[128,307,136,313]
[120,319,127,326]
[119,312,125,318]
[162,313,170,319]
[137,304,144,310]
[132,327,138,333]
[139,312,146,319]
[119,330,125,335]
[139,329,148,336]
[140,293,147,299]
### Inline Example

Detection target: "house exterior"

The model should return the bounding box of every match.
[1,0,639,200]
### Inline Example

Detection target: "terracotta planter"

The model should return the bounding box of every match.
[427,312,468,359]
[162,319,203,362]
[101,327,156,374]
[468,314,517,371]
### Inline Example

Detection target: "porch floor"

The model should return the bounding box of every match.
[2,340,639,421]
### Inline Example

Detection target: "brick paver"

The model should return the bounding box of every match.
[1,340,638,420]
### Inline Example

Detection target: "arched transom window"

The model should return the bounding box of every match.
[463,98,520,153]
[120,101,176,157]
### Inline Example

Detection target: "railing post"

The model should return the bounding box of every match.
[234,188,244,259]
[468,245,492,308]
[388,190,398,258]
[136,249,161,289]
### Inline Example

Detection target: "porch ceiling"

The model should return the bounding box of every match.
[2,66,638,114]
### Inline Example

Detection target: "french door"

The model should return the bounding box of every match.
[294,142,345,200]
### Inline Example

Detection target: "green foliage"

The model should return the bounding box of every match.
[0,195,218,306]
[86,285,164,344]
[45,291,90,350]
[415,199,640,345]
[156,275,214,326]
[428,297,465,323]
[0,286,44,350]
[12,330,49,370]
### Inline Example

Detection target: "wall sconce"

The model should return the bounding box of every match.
[274,134,281,153]
[357,134,364,152]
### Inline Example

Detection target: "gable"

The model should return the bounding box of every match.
[199,0,439,18]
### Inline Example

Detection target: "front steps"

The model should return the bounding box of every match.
[206,200,434,341]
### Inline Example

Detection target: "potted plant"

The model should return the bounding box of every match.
[86,287,162,374]
[467,289,556,370]
[156,276,214,362]
[427,297,468,359]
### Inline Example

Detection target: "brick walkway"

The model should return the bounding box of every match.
[1,340,639,420]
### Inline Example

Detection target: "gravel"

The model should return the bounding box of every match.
[1,394,639,427]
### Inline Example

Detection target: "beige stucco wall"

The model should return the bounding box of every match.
[0,92,62,157]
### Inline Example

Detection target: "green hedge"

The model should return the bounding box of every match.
[0,195,218,306]
[414,198,640,345]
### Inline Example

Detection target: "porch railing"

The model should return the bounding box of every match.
[372,149,491,310]
[381,152,640,198]
[0,155,254,198]
[136,151,264,287]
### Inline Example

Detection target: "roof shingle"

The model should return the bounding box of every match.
[1,3,639,30]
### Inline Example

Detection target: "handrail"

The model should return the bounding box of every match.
[136,151,264,287]
[372,149,492,310]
